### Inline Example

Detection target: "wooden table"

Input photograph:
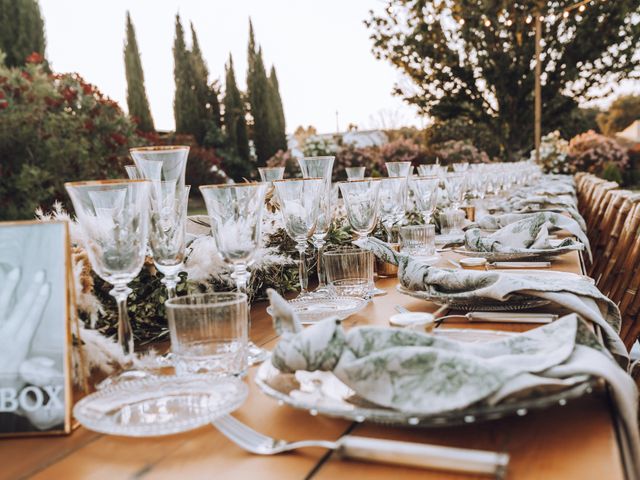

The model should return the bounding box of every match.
[0,250,627,480]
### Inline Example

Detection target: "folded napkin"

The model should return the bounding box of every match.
[467,212,591,261]
[355,238,626,365]
[268,289,640,477]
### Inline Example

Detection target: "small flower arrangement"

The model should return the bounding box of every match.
[531,131,572,174]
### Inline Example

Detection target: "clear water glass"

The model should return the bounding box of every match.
[65,179,150,356]
[166,293,248,377]
[273,178,324,297]
[125,165,143,180]
[452,162,470,173]
[440,210,466,236]
[378,177,406,242]
[298,156,335,296]
[400,225,436,258]
[417,164,446,178]
[385,161,412,178]
[409,176,440,224]
[148,182,191,298]
[444,173,468,210]
[323,247,374,298]
[345,166,366,180]
[130,146,190,185]
[338,179,381,241]
[199,183,268,364]
[258,166,285,184]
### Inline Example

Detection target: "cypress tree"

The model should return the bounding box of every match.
[173,14,199,137]
[268,65,287,152]
[0,0,46,68]
[124,12,155,132]
[189,23,211,142]
[224,54,250,162]
[246,22,279,165]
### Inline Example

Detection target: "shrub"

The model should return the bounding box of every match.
[568,130,629,179]
[0,61,146,219]
[425,117,501,159]
[431,140,491,165]
[530,130,572,174]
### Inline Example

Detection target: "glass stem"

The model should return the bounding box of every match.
[162,274,179,299]
[110,284,134,357]
[297,241,309,295]
[383,221,393,243]
[316,240,326,288]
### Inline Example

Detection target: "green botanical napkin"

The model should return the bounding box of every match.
[267,288,640,476]
[465,212,590,261]
[355,237,625,365]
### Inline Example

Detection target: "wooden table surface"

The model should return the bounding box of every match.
[0,250,626,480]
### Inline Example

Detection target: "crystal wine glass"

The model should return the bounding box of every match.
[130,146,189,185]
[408,176,440,224]
[148,182,191,298]
[125,165,143,180]
[257,166,285,185]
[378,177,406,242]
[273,178,324,298]
[298,156,335,297]
[339,179,382,241]
[65,179,150,356]
[452,162,470,173]
[200,182,269,364]
[385,161,412,178]
[443,173,468,234]
[345,166,366,180]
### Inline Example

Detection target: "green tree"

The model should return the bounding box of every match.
[173,14,199,137]
[224,54,250,162]
[367,1,640,160]
[124,12,155,132]
[269,65,287,151]
[597,95,640,136]
[246,21,280,165]
[0,0,46,68]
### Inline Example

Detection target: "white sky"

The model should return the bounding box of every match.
[39,0,424,134]
[38,1,638,134]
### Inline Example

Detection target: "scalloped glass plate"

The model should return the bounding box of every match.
[74,374,248,437]
[266,296,368,324]
[397,285,550,311]
[453,245,582,262]
[255,329,597,427]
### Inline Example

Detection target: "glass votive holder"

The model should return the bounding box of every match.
[400,225,436,258]
[323,247,374,297]
[165,293,248,377]
[345,166,366,180]
[439,209,466,235]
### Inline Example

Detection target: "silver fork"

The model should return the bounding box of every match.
[212,414,509,477]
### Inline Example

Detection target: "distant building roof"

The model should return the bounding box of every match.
[616,120,640,144]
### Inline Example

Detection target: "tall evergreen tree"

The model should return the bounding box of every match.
[246,22,280,165]
[268,65,287,152]
[0,0,46,68]
[173,14,200,137]
[224,54,250,162]
[189,23,214,143]
[124,12,154,132]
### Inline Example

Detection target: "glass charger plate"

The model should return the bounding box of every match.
[397,285,550,311]
[453,246,581,262]
[266,296,368,324]
[255,329,597,427]
[74,374,248,437]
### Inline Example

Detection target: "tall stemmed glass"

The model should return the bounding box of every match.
[65,179,150,356]
[339,179,382,241]
[258,167,285,185]
[125,165,143,180]
[148,182,191,298]
[409,176,440,224]
[378,177,406,242]
[273,178,324,298]
[385,161,412,178]
[130,145,190,295]
[200,183,269,364]
[298,156,335,297]
[444,173,468,234]
[346,166,365,180]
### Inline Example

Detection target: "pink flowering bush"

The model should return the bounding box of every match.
[568,130,629,182]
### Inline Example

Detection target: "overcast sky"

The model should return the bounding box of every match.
[39,0,425,133]
[38,1,637,134]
